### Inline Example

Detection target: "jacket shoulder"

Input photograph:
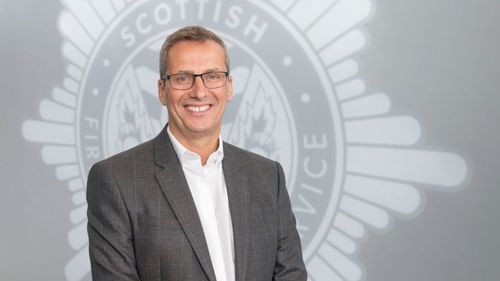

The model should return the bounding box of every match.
[223,142,282,180]
[224,142,276,165]
[89,138,155,172]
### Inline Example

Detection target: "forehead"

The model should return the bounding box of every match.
[167,40,226,72]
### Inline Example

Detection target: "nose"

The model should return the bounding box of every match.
[190,76,207,99]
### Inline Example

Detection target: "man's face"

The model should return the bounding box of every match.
[158,40,233,142]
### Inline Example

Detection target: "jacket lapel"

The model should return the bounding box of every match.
[223,144,250,281]
[152,127,216,281]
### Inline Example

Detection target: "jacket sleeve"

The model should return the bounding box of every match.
[273,162,308,281]
[86,161,141,281]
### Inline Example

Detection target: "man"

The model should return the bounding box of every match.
[87,26,307,281]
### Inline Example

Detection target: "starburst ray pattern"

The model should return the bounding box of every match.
[20,1,469,280]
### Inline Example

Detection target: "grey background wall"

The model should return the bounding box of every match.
[1,0,499,280]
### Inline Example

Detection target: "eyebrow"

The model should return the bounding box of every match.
[173,68,224,74]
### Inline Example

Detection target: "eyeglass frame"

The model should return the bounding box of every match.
[161,71,230,90]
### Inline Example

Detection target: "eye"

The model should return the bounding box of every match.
[205,72,223,81]
[174,74,191,83]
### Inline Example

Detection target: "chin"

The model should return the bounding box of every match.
[185,124,217,135]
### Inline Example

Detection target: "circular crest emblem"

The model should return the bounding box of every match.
[22,0,468,280]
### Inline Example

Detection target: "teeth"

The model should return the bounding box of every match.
[187,105,209,112]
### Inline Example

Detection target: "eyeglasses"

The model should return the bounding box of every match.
[161,71,229,90]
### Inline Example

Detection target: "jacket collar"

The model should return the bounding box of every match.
[153,125,250,281]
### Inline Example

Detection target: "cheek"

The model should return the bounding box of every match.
[163,92,181,108]
[218,89,232,103]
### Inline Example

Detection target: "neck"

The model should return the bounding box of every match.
[169,126,220,165]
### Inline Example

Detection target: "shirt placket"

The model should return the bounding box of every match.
[202,162,229,281]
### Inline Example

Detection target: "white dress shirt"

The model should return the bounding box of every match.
[167,127,235,281]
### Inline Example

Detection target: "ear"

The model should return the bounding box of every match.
[226,76,233,102]
[158,79,168,105]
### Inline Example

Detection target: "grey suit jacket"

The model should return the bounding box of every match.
[87,126,307,280]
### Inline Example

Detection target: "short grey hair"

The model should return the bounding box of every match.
[159,26,230,77]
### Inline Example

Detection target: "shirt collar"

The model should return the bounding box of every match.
[167,125,224,166]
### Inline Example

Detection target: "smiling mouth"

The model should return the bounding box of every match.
[186,105,210,112]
